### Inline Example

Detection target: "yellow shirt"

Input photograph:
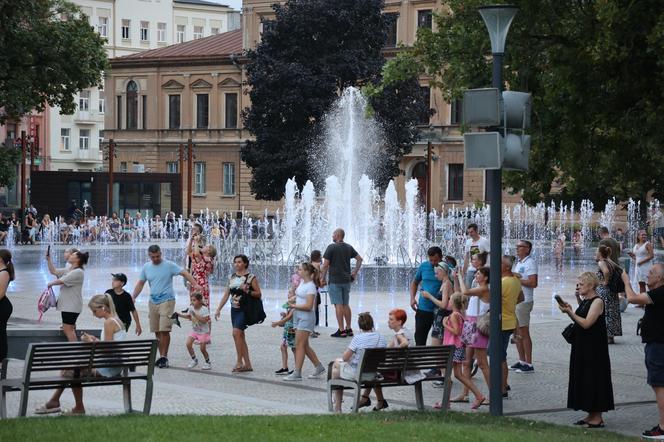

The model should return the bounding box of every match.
[501,275,521,331]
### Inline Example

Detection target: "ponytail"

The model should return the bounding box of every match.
[301,262,320,287]
[0,249,14,281]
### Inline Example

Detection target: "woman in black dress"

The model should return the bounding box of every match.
[0,249,14,361]
[559,271,614,428]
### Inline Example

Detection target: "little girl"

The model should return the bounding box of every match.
[177,293,212,370]
[271,290,296,375]
[440,292,486,410]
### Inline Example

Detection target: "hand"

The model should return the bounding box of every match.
[513,272,522,279]
[410,298,418,311]
[47,282,53,288]
[421,291,432,300]
[135,324,142,336]
[559,303,573,315]
[351,270,358,281]
[214,309,221,321]
[271,321,280,328]
[192,283,203,293]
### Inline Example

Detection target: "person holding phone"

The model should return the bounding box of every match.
[46,249,88,342]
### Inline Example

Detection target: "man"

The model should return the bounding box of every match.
[598,226,621,263]
[320,228,363,338]
[132,244,201,368]
[501,256,523,398]
[409,246,443,346]
[622,263,664,439]
[462,223,490,287]
[511,240,538,373]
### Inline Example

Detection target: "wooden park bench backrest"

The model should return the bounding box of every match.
[358,348,409,375]
[403,345,454,371]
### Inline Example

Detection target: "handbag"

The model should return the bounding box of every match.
[476,310,490,336]
[37,287,57,322]
[239,274,266,326]
[562,323,576,344]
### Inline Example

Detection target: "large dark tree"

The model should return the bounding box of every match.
[401,0,664,207]
[242,0,430,200]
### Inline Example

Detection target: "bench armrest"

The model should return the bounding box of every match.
[1,358,22,380]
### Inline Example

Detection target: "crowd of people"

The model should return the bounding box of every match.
[0,221,663,438]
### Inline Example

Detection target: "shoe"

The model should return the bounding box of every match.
[331,329,347,338]
[155,357,165,368]
[170,313,181,328]
[502,391,509,399]
[283,373,302,381]
[311,331,320,338]
[201,362,211,370]
[345,328,354,337]
[643,425,664,439]
[425,368,441,378]
[432,380,445,388]
[358,396,372,409]
[188,359,198,369]
[157,357,169,369]
[509,362,525,371]
[372,399,389,411]
[307,365,326,379]
[515,364,534,373]
[275,367,290,375]
[34,404,61,415]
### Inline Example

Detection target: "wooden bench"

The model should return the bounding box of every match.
[326,345,455,413]
[1,340,158,418]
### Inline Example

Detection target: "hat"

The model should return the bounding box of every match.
[111,273,127,285]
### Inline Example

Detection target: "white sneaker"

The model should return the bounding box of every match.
[201,362,211,370]
[188,359,198,369]
[283,373,302,381]
[307,366,326,379]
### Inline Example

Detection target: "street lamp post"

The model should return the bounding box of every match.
[478,4,518,417]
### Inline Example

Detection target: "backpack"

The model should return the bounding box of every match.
[37,287,57,321]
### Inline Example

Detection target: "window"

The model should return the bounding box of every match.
[79,90,90,111]
[262,20,276,34]
[140,21,149,41]
[448,164,464,201]
[450,98,462,125]
[98,91,105,113]
[168,95,181,129]
[120,162,127,173]
[142,95,147,129]
[167,161,178,174]
[225,93,238,128]
[385,13,398,47]
[79,129,90,149]
[210,27,219,35]
[98,16,108,37]
[126,81,138,129]
[98,130,104,148]
[417,10,433,29]
[194,162,206,194]
[193,26,203,39]
[418,86,431,125]
[122,19,130,39]
[60,128,70,150]
[116,95,122,129]
[177,25,185,43]
[196,94,209,129]
[157,22,166,42]
[223,162,235,195]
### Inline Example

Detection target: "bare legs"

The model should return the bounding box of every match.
[334,304,352,331]
[156,331,170,358]
[655,386,664,430]
[232,328,251,370]
[294,330,321,372]
[515,326,532,364]
[186,336,209,361]
[461,347,489,399]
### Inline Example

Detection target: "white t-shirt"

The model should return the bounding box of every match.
[189,305,210,334]
[348,331,387,369]
[466,236,490,272]
[512,255,538,303]
[295,280,317,311]
[391,327,414,348]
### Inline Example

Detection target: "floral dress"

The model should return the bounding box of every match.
[191,254,214,305]
[595,268,622,338]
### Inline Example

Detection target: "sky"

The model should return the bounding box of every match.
[210,0,242,11]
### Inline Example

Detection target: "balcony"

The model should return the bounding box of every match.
[74,110,104,124]
[103,128,249,144]
[76,148,102,164]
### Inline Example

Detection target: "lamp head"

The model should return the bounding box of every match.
[478,5,518,54]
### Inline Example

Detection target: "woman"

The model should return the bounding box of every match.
[559,272,614,428]
[596,245,623,344]
[9,212,20,244]
[283,262,326,381]
[46,249,88,342]
[456,265,491,402]
[24,212,37,244]
[214,254,262,372]
[35,293,127,415]
[0,250,14,361]
[423,263,454,347]
[41,214,53,243]
[330,312,387,413]
[629,230,654,293]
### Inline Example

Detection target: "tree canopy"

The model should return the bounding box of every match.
[0,0,108,123]
[399,0,664,206]
[242,0,430,200]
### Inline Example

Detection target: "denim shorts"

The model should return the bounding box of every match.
[328,283,351,305]
[293,310,316,333]
[645,342,664,387]
[230,307,247,330]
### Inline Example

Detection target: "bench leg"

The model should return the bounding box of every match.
[0,388,7,418]
[18,387,28,417]
[350,386,361,413]
[327,385,334,412]
[143,379,153,415]
[123,380,132,413]
[440,373,453,412]
[414,382,424,411]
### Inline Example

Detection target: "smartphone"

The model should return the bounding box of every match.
[554,295,566,307]
[46,245,51,257]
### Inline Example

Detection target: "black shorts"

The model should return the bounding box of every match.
[61,312,80,326]
[645,342,664,387]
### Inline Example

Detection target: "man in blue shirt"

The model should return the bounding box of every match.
[409,246,443,346]
[132,244,201,368]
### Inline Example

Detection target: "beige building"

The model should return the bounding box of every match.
[104,0,520,216]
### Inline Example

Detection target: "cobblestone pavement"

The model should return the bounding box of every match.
[3,244,659,438]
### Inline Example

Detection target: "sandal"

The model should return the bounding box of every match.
[372,399,389,411]
[573,419,588,426]
[238,367,253,372]
[450,396,469,403]
[358,395,372,409]
[34,404,61,415]
[61,408,85,416]
[232,366,245,373]
[433,401,450,410]
[471,396,486,410]
[584,421,604,429]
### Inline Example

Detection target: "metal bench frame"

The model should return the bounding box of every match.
[1,340,158,418]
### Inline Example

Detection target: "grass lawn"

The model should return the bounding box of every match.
[0,411,633,441]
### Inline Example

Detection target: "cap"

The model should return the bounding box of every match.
[111,273,127,285]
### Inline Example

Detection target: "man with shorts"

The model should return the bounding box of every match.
[409,246,443,346]
[320,228,363,338]
[622,263,664,439]
[463,223,490,287]
[501,256,523,398]
[132,244,200,368]
[511,240,538,373]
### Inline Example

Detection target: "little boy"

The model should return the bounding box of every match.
[177,293,212,370]
[105,273,142,334]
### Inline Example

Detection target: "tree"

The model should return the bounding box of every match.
[0,144,21,189]
[0,0,108,123]
[403,0,664,207]
[242,0,430,200]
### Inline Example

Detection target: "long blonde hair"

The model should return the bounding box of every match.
[88,293,118,316]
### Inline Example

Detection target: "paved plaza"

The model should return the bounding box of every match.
[3,244,659,438]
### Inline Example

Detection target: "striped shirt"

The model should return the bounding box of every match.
[348,331,387,368]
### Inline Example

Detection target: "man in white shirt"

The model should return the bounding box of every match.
[511,240,538,373]
[462,223,490,285]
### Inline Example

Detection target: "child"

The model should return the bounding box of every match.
[439,292,486,410]
[177,293,212,370]
[105,273,142,334]
[310,250,322,338]
[271,292,296,375]
[211,223,221,239]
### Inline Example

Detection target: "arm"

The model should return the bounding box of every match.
[598,261,610,285]
[520,274,538,289]
[103,319,116,341]
[131,280,146,302]
[215,288,231,320]
[319,258,329,284]
[462,251,470,275]
[248,276,262,299]
[442,313,461,335]
[272,308,294,327]
[130,310,142,335]
[0,273,9,300]
[290,293,315,311]
[517,290,525,304]
[639,243,655,266]
[562,298,604,329]
[179,270,202,292]
[621,270,652,306]
[341,348,354,363]
[46,255,59,276]
[394,334,409,348]
[409,280,419,311]
[351,254,363,279]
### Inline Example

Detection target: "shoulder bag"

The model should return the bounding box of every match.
[240,274,266,326]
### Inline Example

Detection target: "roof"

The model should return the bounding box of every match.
[174,0,229,7]
[116,29,242,63]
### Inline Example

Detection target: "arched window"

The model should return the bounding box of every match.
[126,80,138,129]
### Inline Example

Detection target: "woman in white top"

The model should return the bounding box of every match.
[46,249,88,342]
[35,294,127,416]
[283,262,325,381]
[629,230,654,293]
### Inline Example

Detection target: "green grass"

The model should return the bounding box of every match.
[0,411,633,441]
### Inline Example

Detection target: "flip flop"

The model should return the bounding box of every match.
[34,405,61,415]
[573,419,588,426]
[471,396,487,410]
[238,367,253,372]
[450,396,469,403]
[61,408,85,416]
[584,421,604,429]
[232,366,244,373]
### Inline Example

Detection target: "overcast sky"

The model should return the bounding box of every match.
[210,0,242,11]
